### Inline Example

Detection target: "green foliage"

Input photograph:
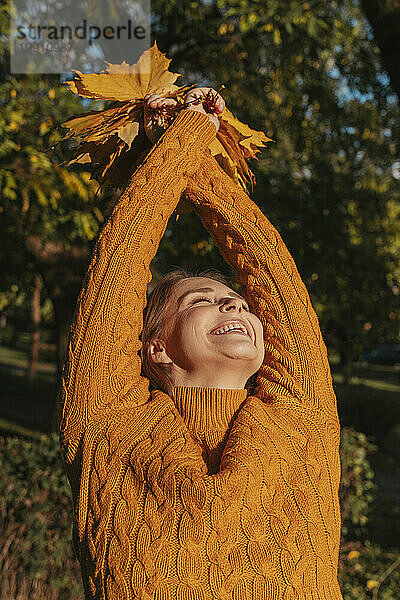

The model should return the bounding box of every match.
[339,541,400,600]
[0,2,101,245]
[0,76,101,246]
[0,433,81,599]
[339,427,377,536]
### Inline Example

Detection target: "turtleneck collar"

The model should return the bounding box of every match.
[173,386,248,431]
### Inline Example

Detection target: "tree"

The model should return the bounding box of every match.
[27,273,42,380]
[0,0,107,382]
[360,0,400,100]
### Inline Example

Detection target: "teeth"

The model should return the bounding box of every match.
[211,323,249,336]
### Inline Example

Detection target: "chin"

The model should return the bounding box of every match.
[223,346,260,361]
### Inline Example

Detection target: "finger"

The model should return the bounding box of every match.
[144,93,160,102]
[207,89,225,112]
[214,95,225,114]
[158,98,178,107]
[186,87,224,111]
[195,87,210,95]
[189,93,205,106]
[145,94,163,108]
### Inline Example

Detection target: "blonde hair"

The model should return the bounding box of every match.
[139,267,258,399]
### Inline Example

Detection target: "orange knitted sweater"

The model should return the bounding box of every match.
[59,109,343,600]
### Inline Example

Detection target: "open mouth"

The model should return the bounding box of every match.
[209,321,253,341]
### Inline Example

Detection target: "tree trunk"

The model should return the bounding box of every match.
[340,345,354,386]
[361,0,400,100]
[25,235,91,429]
[50,274,88,431]
[52,288,79,386]
[27,273,42,381]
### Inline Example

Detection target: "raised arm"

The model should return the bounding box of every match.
[59,108,217,462]
[185,150,337,415]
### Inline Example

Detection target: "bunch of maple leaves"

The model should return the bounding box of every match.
[59,42,272,192]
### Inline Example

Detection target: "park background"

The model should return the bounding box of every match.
[0,0,399,598]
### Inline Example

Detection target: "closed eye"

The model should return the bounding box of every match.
[192,296,212,304]
[192,296,250,311]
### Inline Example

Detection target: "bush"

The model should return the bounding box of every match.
[338,428,400,599]
[0,433,82,600]
[339,427,377,537]
[339,541,400,600]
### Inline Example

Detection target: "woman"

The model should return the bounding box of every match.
[59,88,343,599]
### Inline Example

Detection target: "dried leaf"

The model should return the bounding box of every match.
[57,41,273,192]
[117,122,140,148]
[64,42,181,101]
[68,153,91,165]
[212,109,273,188]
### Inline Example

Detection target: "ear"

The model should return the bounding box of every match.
[149,338,173,366]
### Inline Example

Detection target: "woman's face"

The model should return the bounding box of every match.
[150,277,265,389]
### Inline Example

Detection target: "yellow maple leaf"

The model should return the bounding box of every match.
[212,108,273,188]
[65,42,182,101]
[57,41,273,191]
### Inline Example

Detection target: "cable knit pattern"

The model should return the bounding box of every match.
[173,387,248,476]
[59,109,343,599]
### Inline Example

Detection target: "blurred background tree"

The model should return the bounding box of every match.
[1,0,399,385]
[0,0,112,381]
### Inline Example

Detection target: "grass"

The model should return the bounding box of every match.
[333,364,400,393]
[0,416,44,439]
[0,344,56,379]
[0,344,58,434]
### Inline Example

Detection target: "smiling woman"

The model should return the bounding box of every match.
[140,269,264,397]
[59,88,344,599]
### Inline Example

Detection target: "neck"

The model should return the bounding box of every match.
[171,368,251,390]
[173,386,248,430]
[172,386,248,474]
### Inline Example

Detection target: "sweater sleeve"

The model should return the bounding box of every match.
[59,110,217,461]
[184,150,337,415]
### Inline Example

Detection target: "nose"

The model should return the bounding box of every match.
[219,297,243,312]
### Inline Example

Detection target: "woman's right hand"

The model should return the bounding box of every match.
[184,87,225,132]
[143,88,226,145]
